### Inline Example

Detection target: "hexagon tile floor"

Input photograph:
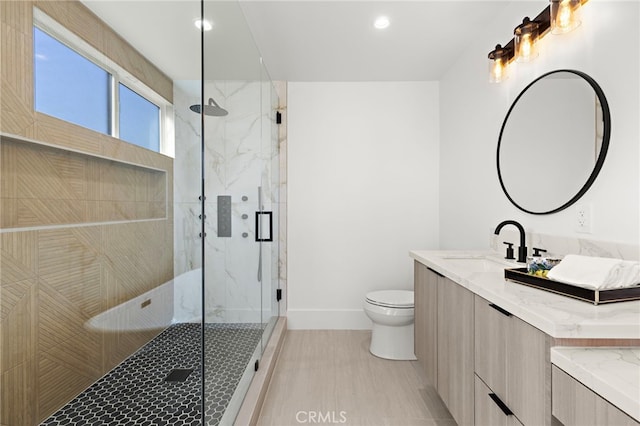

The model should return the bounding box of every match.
[41,323,263,426]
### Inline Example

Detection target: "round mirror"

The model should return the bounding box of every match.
[497,69,610,215]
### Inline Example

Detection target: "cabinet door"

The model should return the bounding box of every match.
[414,262,438,387]
[474,296,507,399]
[506,315,551,426]
[552,366,639,426]
[437,277,474,426]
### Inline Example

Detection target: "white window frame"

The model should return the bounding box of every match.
[33,7,175,157]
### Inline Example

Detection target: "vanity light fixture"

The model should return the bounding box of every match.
[514,17,540,62]
[488,0,588,82]
[550,0,582,34]
[488,43,514,83]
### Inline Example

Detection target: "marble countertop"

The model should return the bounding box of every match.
[410,250,640,339]
[551,347,640,422]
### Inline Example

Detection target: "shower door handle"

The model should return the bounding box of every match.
[255,211,273,242]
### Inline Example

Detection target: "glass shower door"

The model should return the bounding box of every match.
[259,64,281,352]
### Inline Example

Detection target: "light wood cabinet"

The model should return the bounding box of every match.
[552,366,639,426]
[415,260,636,426]
[437,276,475,426]
[413,262,475,426]
[414,262,438,388]
[474,296,551,426]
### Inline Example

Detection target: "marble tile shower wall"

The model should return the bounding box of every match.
[174,81,281,323]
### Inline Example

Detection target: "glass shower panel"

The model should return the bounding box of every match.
[201,0,271,424]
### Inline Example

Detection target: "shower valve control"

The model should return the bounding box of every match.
[218,196,232,238]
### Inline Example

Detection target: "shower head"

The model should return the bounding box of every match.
[190,97,228,116]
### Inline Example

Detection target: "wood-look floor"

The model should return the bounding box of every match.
[257,330,456,426]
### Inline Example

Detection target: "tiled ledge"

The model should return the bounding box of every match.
[1,132,168,229]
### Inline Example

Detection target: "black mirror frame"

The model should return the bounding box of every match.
[496,69,611,215]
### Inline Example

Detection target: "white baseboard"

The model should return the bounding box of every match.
[286,309,372,330]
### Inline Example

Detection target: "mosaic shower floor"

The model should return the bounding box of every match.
[41,323,264,426]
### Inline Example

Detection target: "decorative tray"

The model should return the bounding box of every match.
[504,267,640,305]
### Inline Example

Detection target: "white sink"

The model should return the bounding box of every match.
[440,255,515,272]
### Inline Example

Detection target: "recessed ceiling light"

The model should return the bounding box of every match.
[194,19,213,31]
[374,16,390,30]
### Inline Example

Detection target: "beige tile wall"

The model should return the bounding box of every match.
[0,1,175,424]
[1,138,167,228]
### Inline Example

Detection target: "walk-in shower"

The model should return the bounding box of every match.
[0,0,281,425]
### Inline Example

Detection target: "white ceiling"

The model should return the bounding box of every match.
[81,0,512,82]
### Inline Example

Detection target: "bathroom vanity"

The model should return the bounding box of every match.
[410,250,640,426]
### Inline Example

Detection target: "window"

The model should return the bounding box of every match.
[32,9,173,155]
[119,84,160,152]
[34,27,110,134]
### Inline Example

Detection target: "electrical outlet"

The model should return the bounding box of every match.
[576,204,592,233]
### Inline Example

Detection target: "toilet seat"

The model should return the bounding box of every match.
[365,290,414,309]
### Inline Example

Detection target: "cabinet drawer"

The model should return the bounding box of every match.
[475,374,523,426]
[474,296,551,426]
[552,366,639,426]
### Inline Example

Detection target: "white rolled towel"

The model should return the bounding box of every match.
[546,254,640,290]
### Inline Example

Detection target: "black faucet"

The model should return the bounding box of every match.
[494,220,527,263]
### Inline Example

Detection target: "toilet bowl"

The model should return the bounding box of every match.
[363,290,416,360]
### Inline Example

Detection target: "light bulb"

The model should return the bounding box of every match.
[520,34,532,59]
[514,17,539,63]
[488,44,510,83]
[493,60,503,80]
[558,2,572,29]
[551,0,581,34]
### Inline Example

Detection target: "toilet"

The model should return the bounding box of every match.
[363,290,416,360]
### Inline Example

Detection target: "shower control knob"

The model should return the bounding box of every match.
[242,214,248,219]
[242,196,248,201]
[242,233,248,238]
